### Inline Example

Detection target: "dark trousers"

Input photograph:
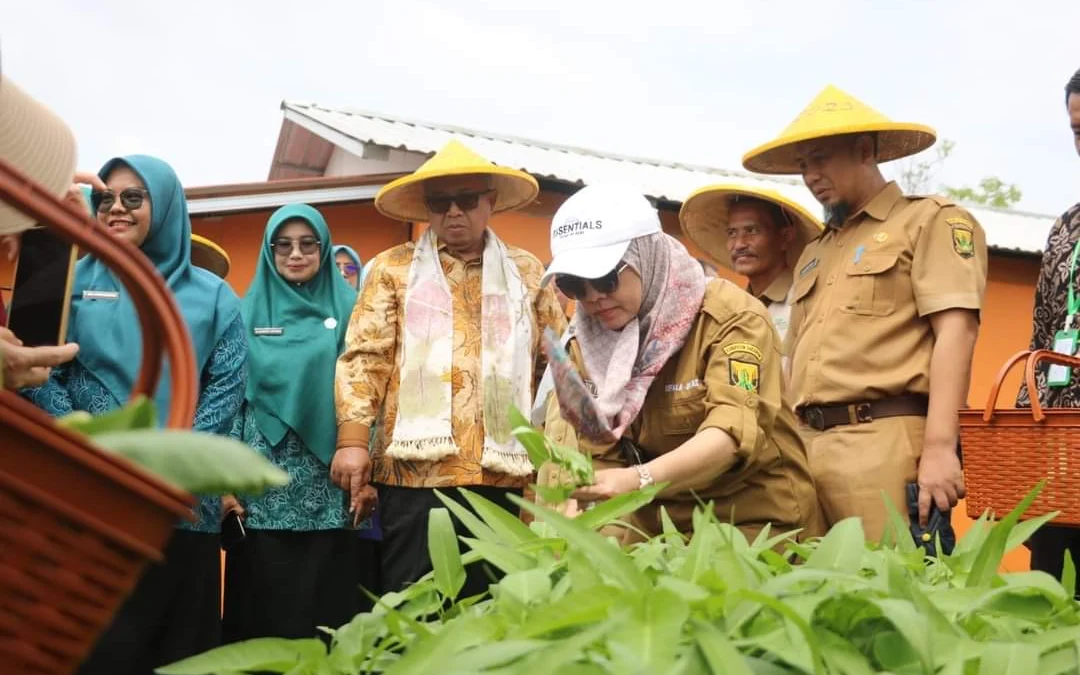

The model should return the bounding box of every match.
[377,484,521,599]
[222,529,377,643]
[1028,525,1080,597]
[77,531,221,675]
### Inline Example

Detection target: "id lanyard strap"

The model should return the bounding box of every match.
[1068,239,1080,329]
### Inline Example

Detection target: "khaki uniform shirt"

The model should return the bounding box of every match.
[786,183,988,408]
[546,279,821,539]
[335,239,567,489]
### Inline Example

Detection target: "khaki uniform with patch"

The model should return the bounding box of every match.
[546,278,824,543]
[754,271,795,350]
[785,182,988,539]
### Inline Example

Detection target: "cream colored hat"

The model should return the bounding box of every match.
[679,184,823,270]
[742,85,936,175]
[0,75,78,234]
[374,140,539,222]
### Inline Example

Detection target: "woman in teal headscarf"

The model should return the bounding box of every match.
[332,244,363,290]
[23,155,247,674]
[222,204,375,642]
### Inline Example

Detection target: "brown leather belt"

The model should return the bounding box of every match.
[797,395,929,432]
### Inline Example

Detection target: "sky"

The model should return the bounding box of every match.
[3,0,1078,216]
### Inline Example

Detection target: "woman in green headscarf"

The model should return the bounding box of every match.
[222,203,375,642]
[23,155,246,674]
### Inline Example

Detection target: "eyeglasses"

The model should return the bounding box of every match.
[271,237,321,255]
[423,190,493,215]
[92,188,150,213]
[554,263,628,300]
[337,263,359,275]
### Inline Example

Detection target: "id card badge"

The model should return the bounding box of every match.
[1048,328,1079,387]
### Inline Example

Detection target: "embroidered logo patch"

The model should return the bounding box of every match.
[729,359,760,393]
[799,258,819,277]
[873,232,889,243]
[948,218,975,258]
[722,342,764,361]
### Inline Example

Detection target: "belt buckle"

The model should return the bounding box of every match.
[854,402,873,424]
[803,406,826,431]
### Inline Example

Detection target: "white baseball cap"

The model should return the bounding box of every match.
[543,184,661,283]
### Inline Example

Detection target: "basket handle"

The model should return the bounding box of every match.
[0,158,197,429]
[1021,349,1080,423]
[981,350,1032,423]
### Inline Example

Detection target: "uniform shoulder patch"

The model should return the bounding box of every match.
[722,342,764,360]
[947,217,976,258]
[729,359,760,393]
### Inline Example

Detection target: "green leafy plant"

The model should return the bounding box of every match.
[158,478,1080,675]
[59,396,288,495]
[508,405,593,504]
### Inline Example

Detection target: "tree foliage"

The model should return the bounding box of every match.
[897,138,1023,208]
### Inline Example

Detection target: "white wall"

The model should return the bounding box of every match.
[324,144,426,177]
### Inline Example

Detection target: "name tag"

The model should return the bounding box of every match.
[82,290,119,301]
[666,379,703,393]
[253,327,284,337]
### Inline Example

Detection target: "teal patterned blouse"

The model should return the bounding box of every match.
[231,403,373,533]
[22,315,248,534]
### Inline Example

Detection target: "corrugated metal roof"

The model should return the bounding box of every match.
[281,101,1056,255]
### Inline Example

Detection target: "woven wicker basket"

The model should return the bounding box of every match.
[0,158,199,674]
[960,349,1080,525]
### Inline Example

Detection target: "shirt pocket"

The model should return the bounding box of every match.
[661,390,707,436]
[790,269,818,305]
[839,251,901,317]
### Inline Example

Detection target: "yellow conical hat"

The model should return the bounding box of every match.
[375,139,539,222]
[680,184,823,271]
[742,85,936,175]
[191,233,231,279]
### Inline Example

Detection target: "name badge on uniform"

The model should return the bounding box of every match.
[799,258,818,277]
[253,327,284,337]
[82,290,119,301]
[1048,326,1079,388]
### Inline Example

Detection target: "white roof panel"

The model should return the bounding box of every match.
[281,101,1055,255]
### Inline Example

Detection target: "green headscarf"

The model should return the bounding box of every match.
[68,155,240,426]
[241,204,358,464]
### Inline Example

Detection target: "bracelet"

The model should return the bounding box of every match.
[633,463,654,489]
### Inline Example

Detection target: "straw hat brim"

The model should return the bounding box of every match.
[679,184,824,271]
[375,166,539,223]
[0,76,77,235]
[191,234,231,279]
[742,122,937,175]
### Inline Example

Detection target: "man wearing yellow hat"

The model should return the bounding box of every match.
[334,140,566,596]
[680,185,823,342]
[742,85,988,541]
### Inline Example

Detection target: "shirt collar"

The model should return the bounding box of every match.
[752,270,793,305]
[856,181,903,223]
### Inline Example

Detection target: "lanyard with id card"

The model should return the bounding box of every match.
[1048,239,1080,387]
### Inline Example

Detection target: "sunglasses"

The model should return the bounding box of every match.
[271,237,321,256]
[554,263,628,300]
[338,263,359,275]
[92,188,150,213]
[423,189,492,215]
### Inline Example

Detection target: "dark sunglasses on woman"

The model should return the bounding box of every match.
[554,262,628,300]
[271,237,321,256]
[91,188,151,213]
[423,189,493,214]
[337,262,360,275]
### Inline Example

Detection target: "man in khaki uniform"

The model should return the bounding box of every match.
[680,184,823,343]
[741,85,988,540]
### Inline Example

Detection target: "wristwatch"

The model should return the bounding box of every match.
[633,463,655,489]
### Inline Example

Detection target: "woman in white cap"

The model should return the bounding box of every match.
[542,184,823,542]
